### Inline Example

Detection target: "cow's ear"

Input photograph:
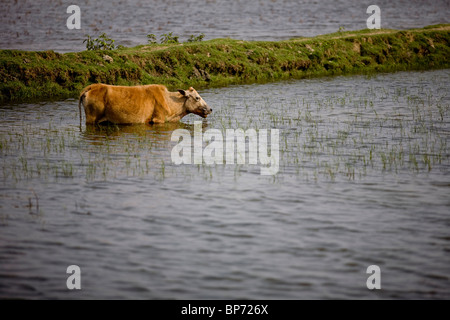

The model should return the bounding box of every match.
[178,89,187,97]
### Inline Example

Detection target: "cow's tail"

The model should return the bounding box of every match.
[78,85,92,130]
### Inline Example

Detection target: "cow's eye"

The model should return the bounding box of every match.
[195,97,200,101]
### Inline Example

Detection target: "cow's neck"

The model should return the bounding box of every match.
[166,93,189,122]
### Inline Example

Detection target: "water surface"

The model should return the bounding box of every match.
[1,0,449,52]
[1,69,449,299]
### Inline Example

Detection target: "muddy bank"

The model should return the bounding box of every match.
[0,24,449,103]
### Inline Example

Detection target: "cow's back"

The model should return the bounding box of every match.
[83,84,167,124]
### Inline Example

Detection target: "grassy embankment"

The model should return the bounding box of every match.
[0,24,449,103]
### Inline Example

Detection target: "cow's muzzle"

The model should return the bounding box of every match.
[202,106,213,117]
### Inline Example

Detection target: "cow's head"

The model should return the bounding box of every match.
[179,87,212,118]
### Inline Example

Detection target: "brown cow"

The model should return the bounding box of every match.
[78,84,212,125]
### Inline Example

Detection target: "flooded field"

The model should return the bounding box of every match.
[1,0,449,52]
[0,69,449,299]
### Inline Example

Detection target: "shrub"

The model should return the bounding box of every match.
[160,32,179,44]
[83,33,117,51]
[147,34,157,44]
[187,34,205,43]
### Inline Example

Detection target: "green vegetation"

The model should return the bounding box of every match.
[187,33,205,43]
[83,33,118,51]
[160,32,180,44]
[147,34,158,44]
[146,32,204,44]
[0,24,449,103]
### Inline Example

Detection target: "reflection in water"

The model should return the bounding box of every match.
[73,120,213,182]
[82,121,203,144]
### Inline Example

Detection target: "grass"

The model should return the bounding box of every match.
[0,24,449,103]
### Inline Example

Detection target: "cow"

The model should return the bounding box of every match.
[78,84,212,126]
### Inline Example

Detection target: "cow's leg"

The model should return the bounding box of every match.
[84,101,106,125]
[150,108,166,124]
[85,115,98,125]
[84,106,100,125]
[151,117,165,124]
